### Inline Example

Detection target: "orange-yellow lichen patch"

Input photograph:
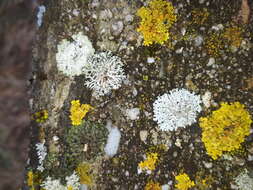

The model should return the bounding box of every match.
[175,173,195,190]
[205,32,224,57]
[138,152,159,171]
[199,102,252,160]
[223,25,243,48]
[144,180,162,190]
[191,8,209,25]
[137,0,177,46]
[69,100,93,126]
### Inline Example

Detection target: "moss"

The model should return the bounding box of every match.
[62,120,108,172]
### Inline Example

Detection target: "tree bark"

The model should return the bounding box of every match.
[24,0,253,189]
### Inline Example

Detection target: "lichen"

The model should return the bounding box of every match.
[69,100,93,126]
[205,32,224,57]
[223,24,243,48]
[144,180,161,190]
[199,102,252,160]
[31,110,48,123]
[175,173,195,190]
[136,0,177,46]
[138,152,159,172]
[76,162,93,186]
[27,171,41,190]
[190,8,209,25]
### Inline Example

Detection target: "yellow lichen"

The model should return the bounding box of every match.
[76,163,93,186]
[223,24,243,48]
[195,171,214,190]
[137,0,177,46]
[144,180,161,190]
[175,173,195,190]
[31,110,48,123]
[138,152,159,171]
[69,100,93,126]
[27,171,40,190]
[191,8,209,25]
[205,32,224,57]
[199,102,252,160]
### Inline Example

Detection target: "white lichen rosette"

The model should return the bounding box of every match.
[153,88,202,131]
[35,141,47,172]
[56,32,95,77]
[83,51,126,96]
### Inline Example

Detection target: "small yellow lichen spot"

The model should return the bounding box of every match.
[70,100,93,126]
[199,102,252,160]
[175,173,195,190]
[67,186,73,190]
[138,152,159,171]
[191,8,209,25]
[76,163,93,186]
[144,180,161,190]
[137,0,177,46]
[27,171,34,187]
[27,171,40,190]
[205,32,224,57]
[32,110,48,123]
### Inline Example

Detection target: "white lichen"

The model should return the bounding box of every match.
[153,88,202,131]
[234,169,253,190]
[125,108,140,120]
[41,177,64,190]
[202,91,212,108]
[37,5,46,27]
[66,171,80,190]
[35,141,47,172]
[83,51,126,96]
[56,32,95,77]
[42,172,80,190]
[104,120,121,157]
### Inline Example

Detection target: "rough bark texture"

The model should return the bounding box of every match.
[25,0,253,189]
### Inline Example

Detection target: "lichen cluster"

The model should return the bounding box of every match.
[144,180,161,190]
[175,173,195,190]
[69,100,93,126]
[223,24,243,48]
[205,32,224,57]
[28,1,253,189]
[137,0,177,46]
[31,110,48,123]
[199,102,252,160]
[76,162,93,186]
[191,8,210,25]
[27,171,40,190]
[138,152,159,172]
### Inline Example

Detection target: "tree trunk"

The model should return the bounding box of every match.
[24,0,253,189]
